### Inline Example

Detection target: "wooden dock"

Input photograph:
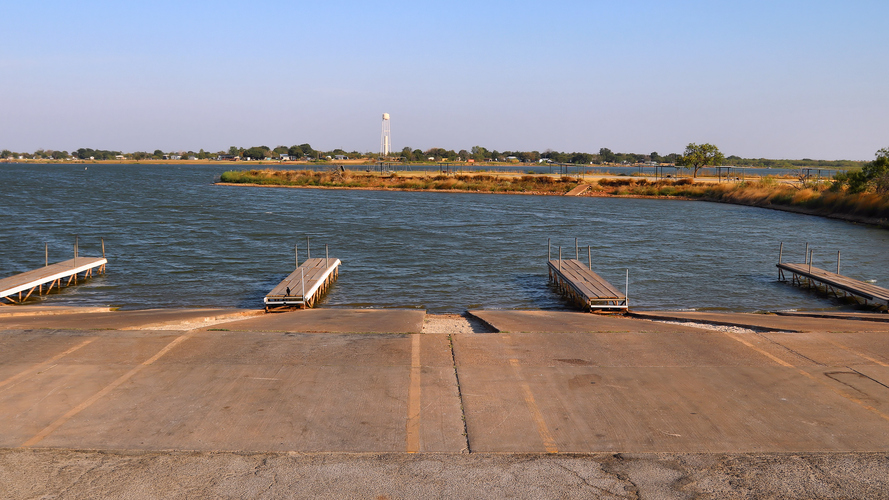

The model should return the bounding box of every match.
[264,257,341,311]
[0,257,107,304]
[778,262,889,310]
[548,259,628,311]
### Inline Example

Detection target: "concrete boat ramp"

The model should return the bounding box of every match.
[2,308,889,497]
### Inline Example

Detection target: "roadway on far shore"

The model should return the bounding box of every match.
[1,307,889,498]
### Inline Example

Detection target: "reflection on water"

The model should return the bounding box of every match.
[1,163,886,313]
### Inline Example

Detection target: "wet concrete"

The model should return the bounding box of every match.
[469,310,715,333]
[210,308,426,333]
[629,310,889,332]
[0,308,261,330]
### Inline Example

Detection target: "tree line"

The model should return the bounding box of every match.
[0,144,870,170]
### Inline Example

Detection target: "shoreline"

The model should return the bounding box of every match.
[214,181,889,229]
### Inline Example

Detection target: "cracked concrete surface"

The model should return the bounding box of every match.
[3,450,889,499]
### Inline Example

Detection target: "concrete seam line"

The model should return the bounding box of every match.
[21,332,196,448]
[448,334,471,453]
[406,334,421,453]
[0,337,97,390]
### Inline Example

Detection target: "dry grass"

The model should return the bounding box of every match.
[218,169,889,223]
[219,169,581,194]
[600,179,889,221]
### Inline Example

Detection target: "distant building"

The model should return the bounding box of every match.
[279,154,292,161]
[188,156,197,161]
[162,154,182,160]
[334,155,347,160]
[217,154,239,161]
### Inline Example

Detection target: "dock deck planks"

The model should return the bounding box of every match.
[0,257,107,304]
[778,262,889,309]
[264,257,340,310]
[548,259,627,311]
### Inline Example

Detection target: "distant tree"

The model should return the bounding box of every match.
[288,145,304,158]
[1,149,12,158]
[471,146,489,161]
[677,143,724,178]
[51,150,69,160]
[836,147,889,193]
[243,146,270,160]
[227,146,240,156]
[412,149,424,161]
[400,147,413,161]
[571,152,593,164]
[132,151,150,160]
[298,143,315,158]
[650,152,661,163]
[599,148,616,163]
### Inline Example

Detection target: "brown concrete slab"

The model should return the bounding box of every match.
[0,306,112,318]
[469,310,714,334]
[0,329,464,453]
[630,310,889,333]
[758,331,889,367]
[212,308,426,333]
[0,308,261,331]
[453,331,889,453]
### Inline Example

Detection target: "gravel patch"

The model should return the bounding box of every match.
[423,313,497,334]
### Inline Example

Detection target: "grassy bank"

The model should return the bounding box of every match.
[219,169,582,194]
[597,177,889,225]
[218,169,889,227]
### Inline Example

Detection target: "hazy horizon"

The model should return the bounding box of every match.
[3,1,887,161]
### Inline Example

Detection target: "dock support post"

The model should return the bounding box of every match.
[326,245,329,269]
[307,236,311,259]
[547,238,551,261]
[809,249,813,274]
[588,246,592,270]
[805,243,809,264]
[295,244,299,268]
[837,251,840,275]
[558,247,562,272]
[45,243,48,267]
[301,268,305,307]
[575,238,578,260]
[102,238,105,259]
[626,269,629,308]
[74,236,77,269]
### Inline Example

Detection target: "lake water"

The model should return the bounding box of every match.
[1,163,886,313]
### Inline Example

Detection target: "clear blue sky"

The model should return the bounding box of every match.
[2,0,887,160]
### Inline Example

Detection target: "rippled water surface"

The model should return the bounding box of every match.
[1,163,886,313]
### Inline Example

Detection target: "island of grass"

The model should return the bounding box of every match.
[217,169,889,228]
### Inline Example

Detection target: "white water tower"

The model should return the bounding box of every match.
[380,113,391,156]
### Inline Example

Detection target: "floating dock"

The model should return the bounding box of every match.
[548,258,628,311]
[777,243,888,311]
[264,257,340,311]
[778,262,889,310]
[0,257,107,304]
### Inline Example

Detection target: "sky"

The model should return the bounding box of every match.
[2,0,887,160]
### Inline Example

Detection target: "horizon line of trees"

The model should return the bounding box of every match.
[0,145,869,169]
